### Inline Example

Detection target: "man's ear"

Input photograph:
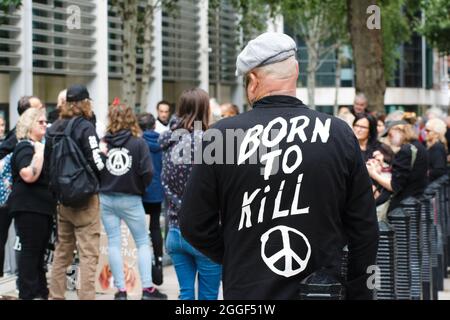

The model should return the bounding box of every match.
[248,72,258,93]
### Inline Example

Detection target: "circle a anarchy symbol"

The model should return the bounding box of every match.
[260,225,311,278]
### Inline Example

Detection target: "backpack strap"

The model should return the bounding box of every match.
[64,117,80,137]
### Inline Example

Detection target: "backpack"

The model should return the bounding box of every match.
[0,153,13,206]
[49,117,99,208]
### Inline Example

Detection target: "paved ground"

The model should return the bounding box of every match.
[0,266,447,300]
[0,264,225,300]
[0,264,181,300]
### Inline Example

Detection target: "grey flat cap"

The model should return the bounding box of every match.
[235,32,297,76]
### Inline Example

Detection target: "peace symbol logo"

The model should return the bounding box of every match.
[106,148,132,176]
[260,225,311,278]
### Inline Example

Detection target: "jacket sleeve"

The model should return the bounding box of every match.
[179,153,223,264]
[390,145,412,193]
[0,130,18,160]
[139,139,153,188]
[428,144,447,181]
[343,136,379,300]
[79,121,106,175]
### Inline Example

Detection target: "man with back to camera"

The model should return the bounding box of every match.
[179,32,379,300]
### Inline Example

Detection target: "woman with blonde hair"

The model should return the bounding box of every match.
[99,103,167,300]
[367,120,428,211]
[8,108,56,299]
[425,118,448,181]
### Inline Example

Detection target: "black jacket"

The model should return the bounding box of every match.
[179,96,379,300]
[428,142,447,182]
[9,140,56,216]
[99,130,153,195]
[0,128,17,160]
[44,117,106,182]
[389,140,428,211]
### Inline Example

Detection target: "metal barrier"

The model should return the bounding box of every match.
[387,208,411,299]
[376,175,450,300]
[376,220,397,300]
[298,270,346,300]
[401,197,422,300]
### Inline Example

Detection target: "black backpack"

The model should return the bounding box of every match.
[49,117,99,208]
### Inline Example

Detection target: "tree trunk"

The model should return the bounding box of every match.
[139,0,154,110]
[306,40,319,110]
[347,0,386,113]
[121,0,138,109]
[334,46,342,115]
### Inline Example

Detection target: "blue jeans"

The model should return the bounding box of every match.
[100,193,153,290]
[166,227,222,300]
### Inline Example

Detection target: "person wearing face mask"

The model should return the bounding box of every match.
[367,120,428,212]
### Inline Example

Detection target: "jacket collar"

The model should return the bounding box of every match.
[252,95,307,109]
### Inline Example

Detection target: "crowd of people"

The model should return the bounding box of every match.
[338,94,450,216]
[0,82,240,300]
[0,32,448,301]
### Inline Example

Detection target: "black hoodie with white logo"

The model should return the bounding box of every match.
[99,130,153,195]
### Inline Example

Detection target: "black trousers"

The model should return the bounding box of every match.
[143,202,163,260]
[0,206,13,277]
[15,212,52,300]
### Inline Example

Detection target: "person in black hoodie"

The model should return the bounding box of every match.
[99,103,167,301]
[138,113,165,286]
[45,85,105,300]
[179,33,379,300]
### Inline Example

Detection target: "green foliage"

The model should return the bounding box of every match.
[0,0,21,13]
[417,0,450,55]
[379,0,412,81]
[0,0,21,25]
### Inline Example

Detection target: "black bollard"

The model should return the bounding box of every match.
[420,195,433,300]
[298,270,346,300]
[387,208,411,299]
[401,197,422,300]
[376,220,397,300]
[424,186,439,300]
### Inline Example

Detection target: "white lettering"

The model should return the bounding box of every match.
[239,189,261,230]
[311,118,331,143]
[238,125,263,165]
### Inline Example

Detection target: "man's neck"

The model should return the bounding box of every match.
[260,89,297,100]
[158,118,169,126]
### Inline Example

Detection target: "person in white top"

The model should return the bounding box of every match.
[154,101,171,134]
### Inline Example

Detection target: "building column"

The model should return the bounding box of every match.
[9,0,33,129]
[87,0,109,127]
[146,1,163,116]
[198,0,209,91]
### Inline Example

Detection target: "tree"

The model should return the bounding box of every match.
[213,0,348,110]
[0,0,21,13]
[280,0,347,110]
[110,0,178,109]
[0,0,21,24]
[347,0,386,113]
[417,0,450,55]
